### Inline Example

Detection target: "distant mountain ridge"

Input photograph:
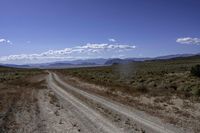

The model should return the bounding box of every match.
[155,53,195,60]
[1,53,199,68]
[104,53,200,65]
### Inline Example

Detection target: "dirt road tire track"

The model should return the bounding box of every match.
[48,72,184,133]
[48,72,122,133]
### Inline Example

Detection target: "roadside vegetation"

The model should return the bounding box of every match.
[0,67,41,83]
[0,66,46,132]
[191,64,200,78]
[56,56,200,98]
[55,56,200,132]
[1,55,200,132]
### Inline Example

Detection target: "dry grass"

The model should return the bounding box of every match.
[53,56,200,132]
[55,56,200,99]
[0,66,46,132]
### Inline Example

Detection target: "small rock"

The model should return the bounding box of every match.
[54,110,59,116]
[59,119,64,124]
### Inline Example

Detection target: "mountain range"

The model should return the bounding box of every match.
[0,53,199,68]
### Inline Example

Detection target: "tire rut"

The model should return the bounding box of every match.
[48,72,184,133]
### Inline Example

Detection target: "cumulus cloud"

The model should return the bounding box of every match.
[176,37,200,45]
[0,43,136,63]
[0,38,12,44]
[108,38,116,42]
[0,39,6,43]
[76,43,135,49]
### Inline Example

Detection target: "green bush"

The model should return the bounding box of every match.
[191,65,200,77]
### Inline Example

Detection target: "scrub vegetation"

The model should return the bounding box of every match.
[191,64,200,78]
[0,67,41,82]
[54,56,200,132]
[0,66,46,132]
[56,55,200,98]
[1,55,200,132]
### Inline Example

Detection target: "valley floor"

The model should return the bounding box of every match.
[0,71,199,133]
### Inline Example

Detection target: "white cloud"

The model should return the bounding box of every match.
[108,38,116,42]
[176,37,200,45]
[0,39,6,43]
[0,38,12,44]
[0,43,136,64]
[76,43,135,49]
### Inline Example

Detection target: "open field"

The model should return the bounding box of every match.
[0,67,47,132]
[55,56,200,97]
[55,56,200,132]
[0,56,200,133]
[1,0,200,132]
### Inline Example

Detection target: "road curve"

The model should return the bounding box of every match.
[47,72,183,133]
[47,72,122,133]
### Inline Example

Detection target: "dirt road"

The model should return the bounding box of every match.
[47,72,184,133]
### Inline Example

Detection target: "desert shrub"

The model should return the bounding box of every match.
[191,65,200,77]
[192,88,200,96]
[136,83,148,93]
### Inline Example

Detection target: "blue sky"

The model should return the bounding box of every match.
[0,0,200,64]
